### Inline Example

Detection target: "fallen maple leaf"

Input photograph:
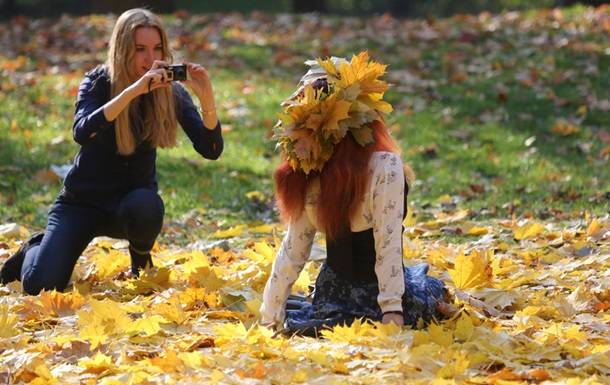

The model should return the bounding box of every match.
[448,249,493,289]
[79,352,115,375]
[0,304,18,338]
[513,222,545,241]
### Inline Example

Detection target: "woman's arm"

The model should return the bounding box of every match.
[371,152,406,325]
[174,62,223,159]
[183,62,218,130]
[174,83,223,160]
[103,67,170,121]
[260,212,317,326]
[73,66,169,144]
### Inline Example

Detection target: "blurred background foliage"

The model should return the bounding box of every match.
[1,0,607,19]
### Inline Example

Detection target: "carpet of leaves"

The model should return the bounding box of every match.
[0,209,608,384]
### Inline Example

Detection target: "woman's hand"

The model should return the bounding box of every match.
[103,60,170,122]
[182,62,214,103]
[129,60,172,96]
[381,312,404,325]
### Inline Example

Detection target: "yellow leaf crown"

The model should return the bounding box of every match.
[273,51,393,174]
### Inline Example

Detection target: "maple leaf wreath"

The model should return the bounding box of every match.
[273,51,393,174]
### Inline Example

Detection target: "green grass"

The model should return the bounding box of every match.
[0,7,608,235]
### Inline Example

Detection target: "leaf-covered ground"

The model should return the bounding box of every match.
[0,6,609,385]
[1,212,609,384]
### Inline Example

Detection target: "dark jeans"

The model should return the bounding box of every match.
[21,188,164,295]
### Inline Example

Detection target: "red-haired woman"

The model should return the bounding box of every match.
[260,53,452,335]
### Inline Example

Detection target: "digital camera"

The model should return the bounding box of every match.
[164,64,187,81]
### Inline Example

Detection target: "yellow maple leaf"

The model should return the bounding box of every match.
[293,261,314,294]
[212,225,245,239]
[213,322,248,346]
[38,290,86,317]
[77,299,133,348]
[319,318,398,346]
[403,204,416,227]
[291,369,309,383]
[77,321,108,350]
[316,57,338,77]
[491,255,518,276]
[79,352,115,374]
[454,312,474,341]
[245,298,262,317]
[179,351,210,369]
[358,93,393,114]
[186,265,225,290]
[431,380,457,385]
[131,315,166,336]
[153,295,189,325]
[320,96,351,137]
[30,363,57,385]
[249,224,275,234]
[150,350,182,373]
[465,225,489,236]
[586,218,601,236]
[337,51,388,94]
[127,267,172,294]
[448,249,493,289]
[306,349,331,367]
[435,350,469,379]
[562,324,588,342]
[91,249,130,279]
[513,221,545,241]
[210,370,225,382]
[0,304,18,338]
[180,287,220,310]
[426,246,453,270]
[428,323,453,347]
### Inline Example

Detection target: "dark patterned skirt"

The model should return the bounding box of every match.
[284,263,447,336]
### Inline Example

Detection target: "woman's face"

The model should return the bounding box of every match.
[132,26,163,79]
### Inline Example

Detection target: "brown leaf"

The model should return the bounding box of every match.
[34,169,60,185]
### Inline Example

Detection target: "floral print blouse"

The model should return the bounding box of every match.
[261,151,406,324]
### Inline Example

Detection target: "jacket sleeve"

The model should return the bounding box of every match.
[72,73,112,145]
[174,83,224,160]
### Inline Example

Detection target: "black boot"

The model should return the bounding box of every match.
[0,232,44,284]
[129,247,153,277]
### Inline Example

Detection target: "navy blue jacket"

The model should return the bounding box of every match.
[62,66,223,209]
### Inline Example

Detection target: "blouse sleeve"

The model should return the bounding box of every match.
[173,83,224,160]
[260,211,317,324]
[371,153,406,314]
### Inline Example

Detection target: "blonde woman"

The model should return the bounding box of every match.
[0,8,223,294]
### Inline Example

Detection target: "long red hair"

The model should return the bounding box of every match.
[274,120,407,240]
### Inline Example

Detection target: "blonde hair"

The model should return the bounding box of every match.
[107,8,177,155]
